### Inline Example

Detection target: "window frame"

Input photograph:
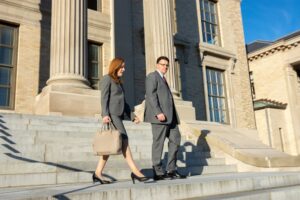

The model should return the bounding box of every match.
[249,71,256,99]
[200,0,220,45]
[0,23,18,110]
[206,67,229,124]
[87,41,103,90]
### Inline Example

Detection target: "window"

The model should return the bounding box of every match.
[206,68,228,123]
[88,42,103,89]
[88,0,102,11]
[0,24,17,109]
[249,71,256,99]
[200,0,220,45]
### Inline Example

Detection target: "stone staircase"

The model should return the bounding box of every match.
[2,113,300,200]
[0,113,236,188]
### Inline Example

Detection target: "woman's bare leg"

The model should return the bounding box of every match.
[95,155,109,178]
[122,139,145,177]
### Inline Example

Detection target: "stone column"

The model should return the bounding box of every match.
[47,0,89,88]
[143,0,178,95]
[34,0,100,117]
[142,0,196,121]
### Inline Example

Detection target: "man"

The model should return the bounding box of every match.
[144,56,185,180]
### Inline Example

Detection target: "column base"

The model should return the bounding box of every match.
[134,99,196,122]
[34,85,100,117]
[174,99,196,121]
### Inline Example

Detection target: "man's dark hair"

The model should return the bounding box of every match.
[156,56,169,64]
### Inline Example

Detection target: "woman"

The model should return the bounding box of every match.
[93,57,148,184]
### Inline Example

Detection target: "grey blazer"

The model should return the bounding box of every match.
[101,74,134,120]
[144,71,179,124]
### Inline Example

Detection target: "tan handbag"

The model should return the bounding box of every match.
[92,122,122,155]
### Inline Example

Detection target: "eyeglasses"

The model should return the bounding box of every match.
[158,63,169,67]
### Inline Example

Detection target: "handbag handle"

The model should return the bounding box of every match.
[100,122,116,132]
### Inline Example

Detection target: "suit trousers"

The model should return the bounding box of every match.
[151,119,181,175]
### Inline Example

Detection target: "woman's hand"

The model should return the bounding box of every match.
[133,116,140,124]
[102,116,111,124]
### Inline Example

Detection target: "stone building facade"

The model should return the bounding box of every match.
[247,31,300,155]
[0,0,255,129]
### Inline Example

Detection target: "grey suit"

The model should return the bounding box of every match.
[145,71,181,175]
[101,74,134,139]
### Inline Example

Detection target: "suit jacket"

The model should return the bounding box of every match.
[144,71,180,124]
[101,74,134,120]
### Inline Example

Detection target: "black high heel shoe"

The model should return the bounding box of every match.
[92,173,111,184]
[131,173,149,184]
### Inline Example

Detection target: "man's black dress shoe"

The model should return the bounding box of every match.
[166,171,187,179]
[153,174,165,180]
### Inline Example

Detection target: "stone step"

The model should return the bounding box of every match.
[1,116,151,128]
[0,143,46,153]
[1,172,300,199]
[1,136,94,145]
[2,126,153,138]
[0,114,140,127]
[1,131,153,143]
[0,113,98,123]
[0,136,197,150]
[0,131,154,143]
[3,122,152,132]
[184,185,300,200]
[2,142,212,156]
[0,148,216,164]
[0,157,227,175]
[1,135,35,144]
[0,151,141,163]
[0,142,208,156]
[0,164,237,188]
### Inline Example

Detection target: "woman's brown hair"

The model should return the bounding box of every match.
[108,57,124,84]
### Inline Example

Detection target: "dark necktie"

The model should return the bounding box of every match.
[163,76,170,91]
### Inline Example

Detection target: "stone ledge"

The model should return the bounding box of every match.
[186,121,300,168]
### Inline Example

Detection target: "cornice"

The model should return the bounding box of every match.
[248,37,300,62]
[0,0,51,14]
[0,0,51,27]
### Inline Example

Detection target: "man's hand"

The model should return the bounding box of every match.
[133,116,140,124]
[156,113,166,122]
[102,116,111,124]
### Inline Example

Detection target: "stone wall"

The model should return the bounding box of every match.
[0,0,51,113]
[248,33,300,154]
[222,0,256,128]
[173,0,255,127]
